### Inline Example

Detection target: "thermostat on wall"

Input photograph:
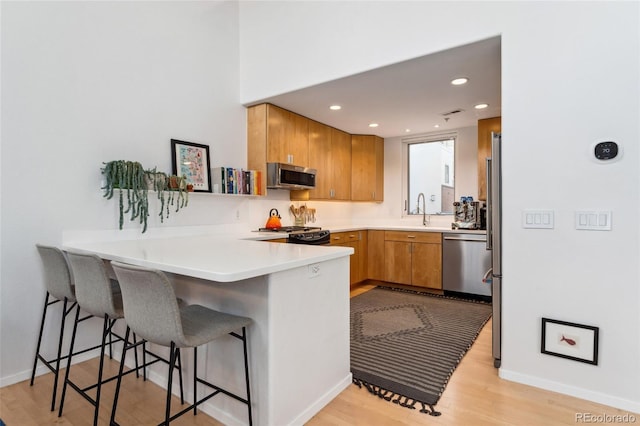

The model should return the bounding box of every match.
[591,141,622,163]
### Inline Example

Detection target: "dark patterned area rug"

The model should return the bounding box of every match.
[350,287,492,416]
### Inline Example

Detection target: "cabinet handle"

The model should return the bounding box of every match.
[333,236,341,240]
[372,191,375,199]
[348,234,356,239]
[407,235,416,239]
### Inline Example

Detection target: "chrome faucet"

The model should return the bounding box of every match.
[417,193,429,226]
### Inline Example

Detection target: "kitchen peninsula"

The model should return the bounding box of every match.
[63,230,354,426]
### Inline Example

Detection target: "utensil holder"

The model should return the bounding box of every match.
[294,217,305,227]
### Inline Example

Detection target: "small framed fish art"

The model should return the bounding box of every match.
[541,318,599,365]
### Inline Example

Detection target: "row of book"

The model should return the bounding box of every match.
[211,167,263,195]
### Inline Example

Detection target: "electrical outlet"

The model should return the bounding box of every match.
[308,263,321,278]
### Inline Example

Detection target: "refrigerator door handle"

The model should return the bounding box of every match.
[486,157,492,250]
[482,268,493,283]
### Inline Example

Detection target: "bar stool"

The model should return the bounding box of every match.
[110,261,253,426]
[58,251,178,425]
[31,244,80,411]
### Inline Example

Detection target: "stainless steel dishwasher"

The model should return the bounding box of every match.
[442,233,491,297]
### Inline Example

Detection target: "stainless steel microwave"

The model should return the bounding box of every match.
[266,163,316,190]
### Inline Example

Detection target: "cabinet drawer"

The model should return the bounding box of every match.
[384,231,441,244]
[329,231,362,245]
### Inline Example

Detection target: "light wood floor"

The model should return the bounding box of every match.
[1,284,635,425]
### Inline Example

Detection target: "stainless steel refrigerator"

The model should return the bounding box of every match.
[486,132,502,368]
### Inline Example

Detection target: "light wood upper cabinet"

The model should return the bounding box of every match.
[266,105,309,166]
[351,135,384,202]
[477,116,501,201]
[248,104,310,195]
[330,128,352,200]
[307,121,332,199]
[307,122,351,200]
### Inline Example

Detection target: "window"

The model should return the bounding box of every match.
[403,134,455,215]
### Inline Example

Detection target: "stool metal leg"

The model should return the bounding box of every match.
[165,342,177,425]
[242,326,253,426]
[30,292,52,387]
[30,293,77,412]
[109,326,131,426]
[193,346,198,416]
[58,302,81,417]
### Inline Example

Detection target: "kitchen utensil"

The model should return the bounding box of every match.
[265,208,282,229]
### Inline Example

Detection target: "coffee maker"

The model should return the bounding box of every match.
[452,197,483,230]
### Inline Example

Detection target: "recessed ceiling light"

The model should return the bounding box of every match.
[369,123,379,128]
[434,124,440,128]
[451,77,469,86]
[474,103,489,109]
[405,129,411,133]
[329,105,341,110]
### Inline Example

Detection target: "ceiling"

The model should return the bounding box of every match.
[249,36,501,139]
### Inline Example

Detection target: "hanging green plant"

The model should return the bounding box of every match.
[166,174,189,218]
[102,160,150,232]
[102,161,191,233]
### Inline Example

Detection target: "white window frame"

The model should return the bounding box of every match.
[401,131,457,217]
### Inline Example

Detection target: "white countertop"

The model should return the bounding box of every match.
[63,234,353,282]
[248,223,486,241]
[62,222,482,282]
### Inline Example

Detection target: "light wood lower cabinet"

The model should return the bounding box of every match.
[367,230,385,280]
[330,230,367,286]
[383,231,442,289]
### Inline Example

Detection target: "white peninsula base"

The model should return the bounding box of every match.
[168,256,351,426]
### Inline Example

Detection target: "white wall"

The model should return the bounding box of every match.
[239,0,640,413]
[0,1,248,384]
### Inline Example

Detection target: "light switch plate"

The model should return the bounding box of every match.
[575,211,612,230]
[522,210,554,229]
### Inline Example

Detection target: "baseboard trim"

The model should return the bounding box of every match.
[0,348,101,388]
[499,368,640,414]
[200,373,353,426]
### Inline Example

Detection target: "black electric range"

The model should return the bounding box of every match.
[258,226,330,245]
[258,226,322,233]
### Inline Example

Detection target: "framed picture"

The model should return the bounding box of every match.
[171,139,212,192]
[541,318,599,365]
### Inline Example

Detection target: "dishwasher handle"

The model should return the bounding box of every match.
[443,235,487,243]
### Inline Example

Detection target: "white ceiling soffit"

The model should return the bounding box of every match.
[249,36,501,139]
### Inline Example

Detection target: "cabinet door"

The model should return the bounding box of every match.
[367,230,385,280]
[266,104,291,164]
[373,136,384,201]
[384,241,412,285]
[308,121,332,199]
[357,231,368,284]
[351,135,384,201]
[412,243,442,289]
[330,128,352,200]
[290,112,309,166]
[344,241,360,286]
[477,116,501,201]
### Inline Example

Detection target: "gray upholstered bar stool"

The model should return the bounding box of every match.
[58,251,155,426]
[110,261,253,426]
[31,244,81,412]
